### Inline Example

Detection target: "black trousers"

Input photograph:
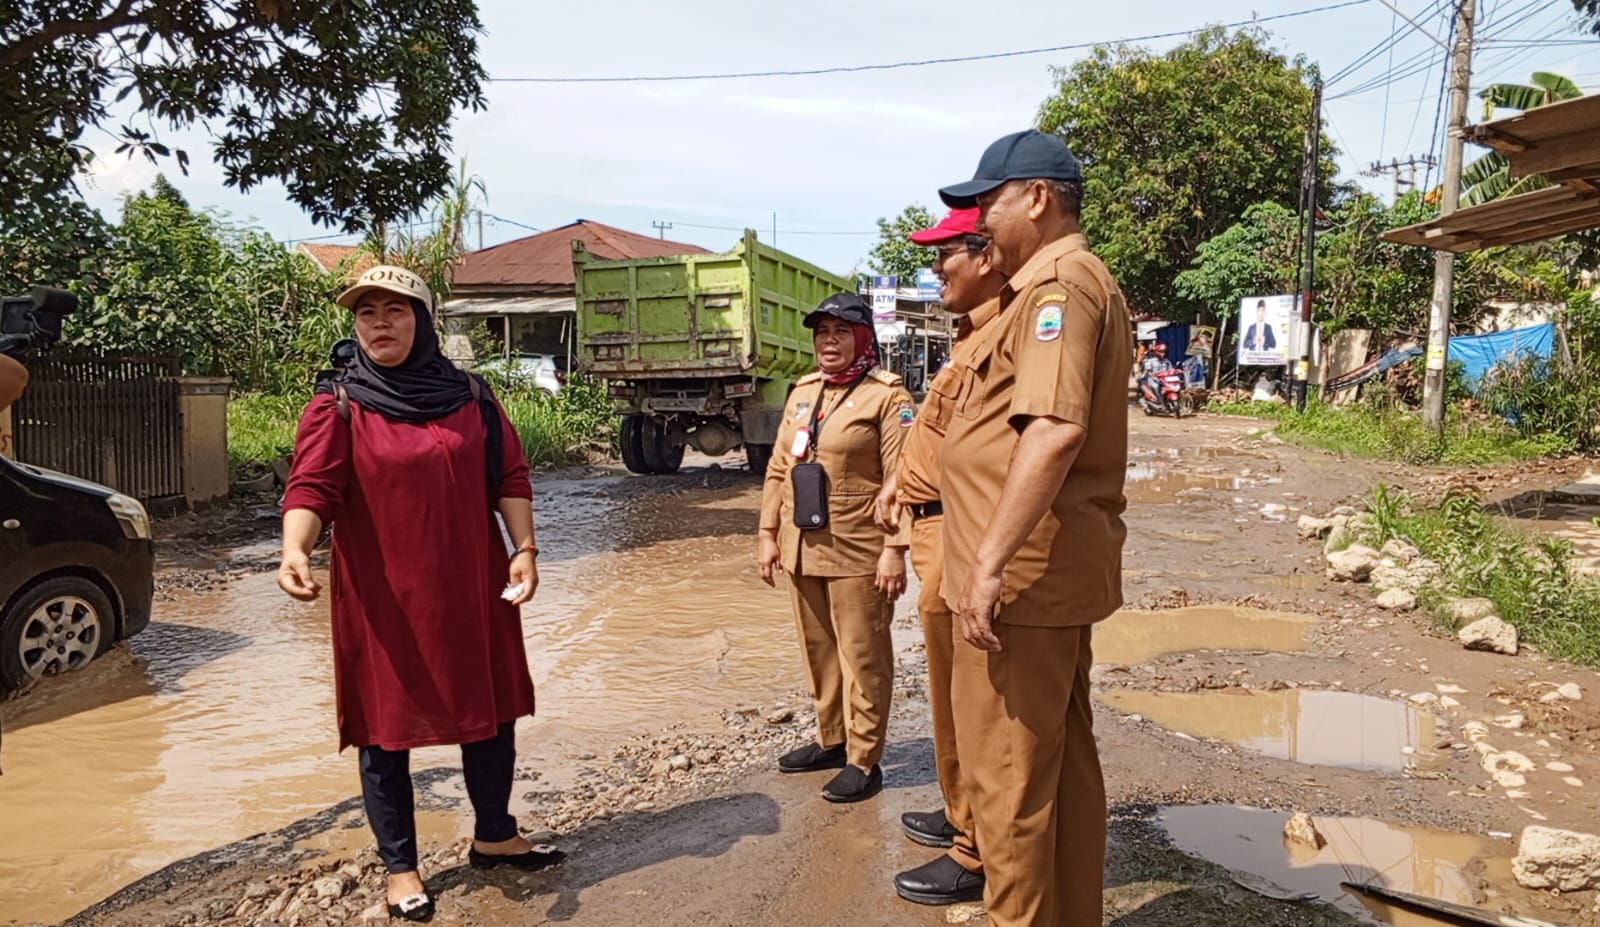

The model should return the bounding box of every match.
[358,721,520,873]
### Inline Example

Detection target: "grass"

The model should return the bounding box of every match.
[226,376,619,481]
[1351,485,1600,668]
[1207,396,1572,465]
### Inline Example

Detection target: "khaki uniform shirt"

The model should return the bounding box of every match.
[760,367,915,577]
[895,297,1004,507]
[939,233,1132,626]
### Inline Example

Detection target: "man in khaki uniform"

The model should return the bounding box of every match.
[936,129,1131,926]
[871,207,1005,906]
[758,294,914,803]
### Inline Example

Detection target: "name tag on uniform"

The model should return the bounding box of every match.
[790,426,812,458]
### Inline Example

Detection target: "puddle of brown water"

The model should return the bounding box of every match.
[1126,460,1246,504]
[1100,689,1439,774]
[1094,606,1317,666]
[0,477,807,923]
[1158,804,1552,926]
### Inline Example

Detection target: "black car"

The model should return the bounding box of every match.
[0,455,154,692]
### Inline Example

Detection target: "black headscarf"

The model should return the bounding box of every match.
[315,299,505,503]
[314,299,474,422]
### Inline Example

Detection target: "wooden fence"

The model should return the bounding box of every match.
[12,352,184,501]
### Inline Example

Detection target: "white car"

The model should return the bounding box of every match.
[476,353,564,395]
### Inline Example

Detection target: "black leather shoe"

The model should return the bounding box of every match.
[902,808,963,848]
[778,741,847,773]
[821,764,882,803]
[386,891,435,922]
[468,843,567,871]
[894,854,986,905]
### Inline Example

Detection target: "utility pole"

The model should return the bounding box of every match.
[772,212,778,248]
[1362,154,1438,202]
[474,209,484,251]
[1292,75,1323,411]
[1422,0,1476,431]
[652,220,673,240]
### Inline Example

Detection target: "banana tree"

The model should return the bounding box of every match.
[1460,72,1583,207]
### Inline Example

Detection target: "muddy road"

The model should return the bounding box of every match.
[4,412,1600,926]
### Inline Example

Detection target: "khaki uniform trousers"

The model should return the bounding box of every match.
[910,514,980,870]
[789,573,893,769]
[951,621,1103,927]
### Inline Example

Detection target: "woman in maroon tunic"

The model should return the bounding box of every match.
[277,265,561,922]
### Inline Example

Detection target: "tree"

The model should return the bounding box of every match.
[867,204,936,282]
[1036,27,1337,319]
[1461,73,1583,207]
[1577,0,1599,35]
[0,1,487,231]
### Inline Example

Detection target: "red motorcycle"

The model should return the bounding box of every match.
[1138,365,1190,417]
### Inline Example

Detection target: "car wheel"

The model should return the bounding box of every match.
[0,576,115,692]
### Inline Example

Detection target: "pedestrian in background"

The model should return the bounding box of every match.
[757,293,914,803]
[872,207,1006,907]
[277,265,563,923]
[937,130,1132,926]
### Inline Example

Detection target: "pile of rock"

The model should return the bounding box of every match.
[1299,507,1520,656]
[1512,826,1600,892]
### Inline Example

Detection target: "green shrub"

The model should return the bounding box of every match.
[1477,354,1600,452]
[1355,485,1600,667]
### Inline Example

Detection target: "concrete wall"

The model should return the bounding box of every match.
[179,378,231,509]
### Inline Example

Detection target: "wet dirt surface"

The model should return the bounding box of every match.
[8,416,1600,926]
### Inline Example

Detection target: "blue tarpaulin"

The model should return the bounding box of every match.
[1447,322,1556,389]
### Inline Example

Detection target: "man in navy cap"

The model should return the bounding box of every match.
[934,129,1132,926]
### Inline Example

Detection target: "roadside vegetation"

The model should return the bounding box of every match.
[1348,485,1600,668]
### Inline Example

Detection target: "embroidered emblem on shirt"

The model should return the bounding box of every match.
[1035,303,1064,342]
[897,401,915,427]
[793,401,811,419]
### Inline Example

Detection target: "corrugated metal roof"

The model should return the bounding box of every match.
[453,219,711,288]
[1383,94,1600,253]
[441,295,573,317]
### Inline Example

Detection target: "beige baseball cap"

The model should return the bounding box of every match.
[336,265,434,310]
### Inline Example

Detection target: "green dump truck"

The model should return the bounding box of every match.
[572,231,851,474]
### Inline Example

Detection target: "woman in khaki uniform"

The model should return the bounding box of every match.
[757,293,914,803]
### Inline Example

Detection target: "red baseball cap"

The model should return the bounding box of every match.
[908,207,982,245]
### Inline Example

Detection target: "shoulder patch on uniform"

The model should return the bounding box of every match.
[1035,301,1064,342]
[896,399,915,427]
[867,367,902,386]
[796,371,823,385]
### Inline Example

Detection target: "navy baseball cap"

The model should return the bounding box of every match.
[805,293,872,328]
[939,130,1083,208]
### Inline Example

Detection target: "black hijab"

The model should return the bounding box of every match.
[315,299,505,503]
[314,299,474,422]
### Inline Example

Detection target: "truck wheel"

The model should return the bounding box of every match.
[619,416,651,474]
[745,443,773,475]
[640,417,684,474]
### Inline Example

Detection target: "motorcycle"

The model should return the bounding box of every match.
[1138,363,1190,417]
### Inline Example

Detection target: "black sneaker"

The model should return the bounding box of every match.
[778,741,847,773]
[902,808,963,848]
[821,764,883,803]
[893,854,986,905]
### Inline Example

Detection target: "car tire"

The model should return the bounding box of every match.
[619,415,651,474]
[640,417,684,475]
[745,443,774,475]
[0,576,115,692]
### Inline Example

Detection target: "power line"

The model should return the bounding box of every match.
[669,220,876,237]
[485,0,1371,84]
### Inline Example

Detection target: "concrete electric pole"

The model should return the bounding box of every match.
[1422,0,1476,431]
[1362,155,1438,202]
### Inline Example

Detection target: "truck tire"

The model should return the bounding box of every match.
[745,443,773,475]
[640,417,684,474]
[619,416,651,474]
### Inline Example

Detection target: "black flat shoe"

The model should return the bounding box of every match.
[468,843,567,871]
[821,764,882,803]
[902,808,963,848]
[894,854,986,906]
[777,741,847,773]
[387,892,435,922]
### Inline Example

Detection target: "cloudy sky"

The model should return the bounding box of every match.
[78,0,1600,274]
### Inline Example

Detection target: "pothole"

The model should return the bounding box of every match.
[1094,606,1317,666]
[1126,460,1246,504]
[1157,804,1554,926]
[1131,446,1270,461]
[1252,573,1323,589]
[1101,689,1440,774]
